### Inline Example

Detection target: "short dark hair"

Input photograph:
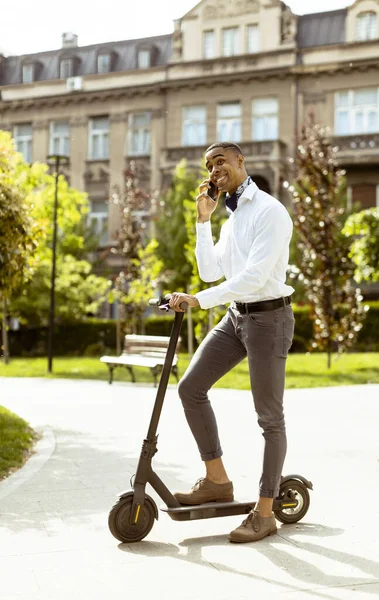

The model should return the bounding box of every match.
[205,142,243,155]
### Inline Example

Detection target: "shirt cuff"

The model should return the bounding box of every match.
[195,287,222,310]
[196,220,212,241]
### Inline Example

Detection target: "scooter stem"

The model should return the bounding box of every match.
[146,310,185,441]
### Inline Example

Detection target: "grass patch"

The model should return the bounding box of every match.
[0,353,378,389]
[0,406,37,480]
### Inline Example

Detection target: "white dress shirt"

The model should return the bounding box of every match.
[195,181,295,310]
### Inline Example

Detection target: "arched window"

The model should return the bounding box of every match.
[356,11,377,41]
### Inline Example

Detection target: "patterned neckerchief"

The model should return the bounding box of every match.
[225,175,253,212]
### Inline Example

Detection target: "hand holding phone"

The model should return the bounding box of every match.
[208,181,219,201]
[196,179,220,223]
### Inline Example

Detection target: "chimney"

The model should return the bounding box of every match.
[62,32,78,48]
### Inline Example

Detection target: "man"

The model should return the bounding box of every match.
[169,142,295,543]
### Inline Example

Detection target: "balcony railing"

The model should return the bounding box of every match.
[333,134,379,153]
[164,140,287,164]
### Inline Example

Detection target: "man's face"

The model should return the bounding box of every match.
[205,147,246,194]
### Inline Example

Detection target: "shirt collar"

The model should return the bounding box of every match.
[225,176,258,213]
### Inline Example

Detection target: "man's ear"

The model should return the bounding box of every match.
[238,154,244,168]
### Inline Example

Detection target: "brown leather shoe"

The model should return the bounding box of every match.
[229,510,277,543]
[174,477,234,505]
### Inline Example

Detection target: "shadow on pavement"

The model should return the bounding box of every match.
[118,522,379,597]
[0,427,186,533]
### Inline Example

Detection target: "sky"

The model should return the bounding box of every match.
[0,0,355,56]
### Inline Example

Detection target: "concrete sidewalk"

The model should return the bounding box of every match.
[0,377,378,600]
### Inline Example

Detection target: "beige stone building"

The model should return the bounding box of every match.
[1,0,379,253]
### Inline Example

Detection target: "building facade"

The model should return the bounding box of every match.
[1,0,379,253]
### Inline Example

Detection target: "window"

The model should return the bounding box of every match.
[89,200,108,246]
[60,58,73,78]
[222,27,239,56]
[247,24,259,53]
[138,49,151,69]
[335,88,379,135]
[22,64,34,84]
[356,12,377,41]
[49,121,70,156]
[203,30,215,59]
[97,54,111,74]
[182,106,207,146]
[88,117,109,159]
[252,98,279,140]
[128,112,151,155]
[13,124,32,163]
[217,103,242,142]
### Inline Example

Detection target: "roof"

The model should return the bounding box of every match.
[0,34,172,85]
[297,9,347,48]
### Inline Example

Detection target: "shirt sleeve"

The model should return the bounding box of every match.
[195,220,224,283]
[195,204,293,310]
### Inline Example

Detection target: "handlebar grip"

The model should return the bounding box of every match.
[180,302,188,311]
[148,298,161,307]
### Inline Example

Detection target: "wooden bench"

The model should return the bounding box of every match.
[100,334,180,386]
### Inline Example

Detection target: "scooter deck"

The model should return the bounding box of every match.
[161,500,256,521]
[160,496,299,521]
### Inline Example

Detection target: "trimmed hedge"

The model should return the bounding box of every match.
[2,302,379,357]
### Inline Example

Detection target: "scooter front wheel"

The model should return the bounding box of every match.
[274,479,310,524]
[108,492,156,543]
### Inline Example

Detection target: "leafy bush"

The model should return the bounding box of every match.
[2,302,379,357]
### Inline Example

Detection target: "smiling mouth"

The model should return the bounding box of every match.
[215,175,228,186]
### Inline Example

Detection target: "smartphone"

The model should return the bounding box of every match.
[208,181,219,201]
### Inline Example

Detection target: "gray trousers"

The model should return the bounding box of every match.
[177,303,295,498]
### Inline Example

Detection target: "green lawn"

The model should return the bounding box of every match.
[0,406,37,480]
[0,353,378,389]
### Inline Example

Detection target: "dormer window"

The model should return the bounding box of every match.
[356,11,377,41]
[203,30,215,59]
[97,53,111,74]
[138,49,151,69]
[247,24,259,53]
[22,64,34,84]
[222,27,240,57]
[60,58,74,78]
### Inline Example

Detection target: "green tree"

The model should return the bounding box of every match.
[287,121,367,367]
[155,160,198,291]
[121,239,163,334]
[343,208,379,283]
[109,162,162,334]
[9,161,109,326]
[0,131,37,362]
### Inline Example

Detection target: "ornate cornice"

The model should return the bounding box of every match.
[202,0,259,20]
[1,54,379,114]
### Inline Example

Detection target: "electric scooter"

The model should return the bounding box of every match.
[108,296,313,543]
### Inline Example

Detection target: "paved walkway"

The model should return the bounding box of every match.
[0,377,379,600]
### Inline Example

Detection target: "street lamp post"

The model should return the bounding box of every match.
[47,154,69,373]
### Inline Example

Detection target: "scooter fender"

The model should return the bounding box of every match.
[280,475,313,490]
[118,490,159,521]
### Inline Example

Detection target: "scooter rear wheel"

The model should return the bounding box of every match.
[108,492,156,543]
[274,479,310,524]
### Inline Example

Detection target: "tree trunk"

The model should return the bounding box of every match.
[327,338,332,369]
[116,302,121,355]
[2,297,9,365]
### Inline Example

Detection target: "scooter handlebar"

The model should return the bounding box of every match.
[149,296,188,311]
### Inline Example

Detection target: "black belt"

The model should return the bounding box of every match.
[235,296,291,314]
